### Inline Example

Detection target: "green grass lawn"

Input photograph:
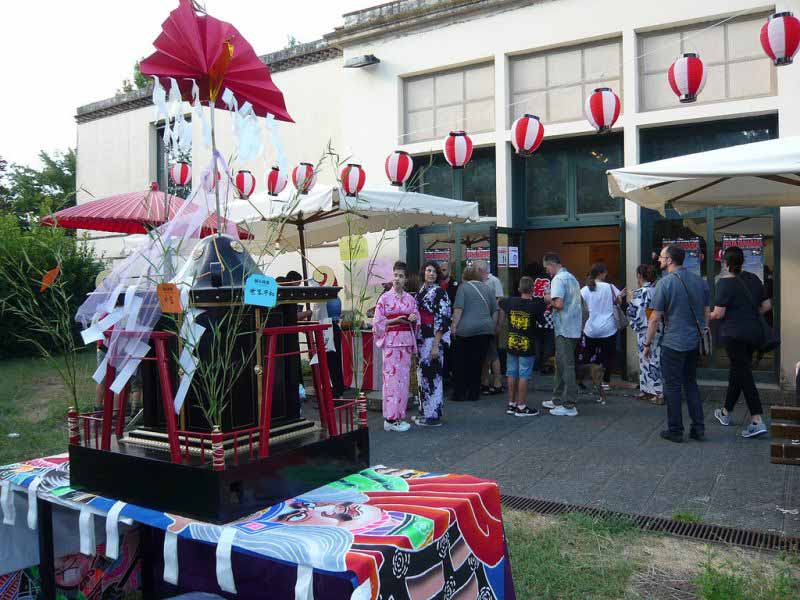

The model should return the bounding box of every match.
[0,350,97,466]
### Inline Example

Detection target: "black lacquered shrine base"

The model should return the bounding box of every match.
[68,427,369,524]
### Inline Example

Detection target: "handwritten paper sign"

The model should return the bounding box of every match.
[157,283,183,313]
[244,275,278,308]
[40,266,61,292]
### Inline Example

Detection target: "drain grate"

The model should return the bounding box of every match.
[501,495,800,553]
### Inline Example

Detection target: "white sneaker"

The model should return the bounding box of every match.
[542,400,557,409]
[550,406,578,417]
[384,419,411,432]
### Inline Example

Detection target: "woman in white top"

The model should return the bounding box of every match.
[580,263,625,388]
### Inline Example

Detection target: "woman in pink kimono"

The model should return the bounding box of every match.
[372,261,420,432]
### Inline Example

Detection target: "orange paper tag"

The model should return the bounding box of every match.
[157,283,182,313]
[40,266,61,292]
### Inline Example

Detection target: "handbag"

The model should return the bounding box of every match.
[673,273,712,356]
[735,275,780,353]
[612,287,629,331]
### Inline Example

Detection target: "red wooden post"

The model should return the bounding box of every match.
[115,384,130,439]
[211,426,224,471]
[314,327,338,436]
[304,330,328,432]
[154,337,182,463]
[258,334,278,458]
[67,407,80,445]
[357,393,368,429]
[100,365,117,450]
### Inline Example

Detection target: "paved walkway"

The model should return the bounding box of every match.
[364,384,800,535]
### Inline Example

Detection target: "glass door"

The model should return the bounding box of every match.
[491,227,526,297]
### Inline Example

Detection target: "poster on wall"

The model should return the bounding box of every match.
[508,246,519,268]
[423,249,451,268]
[662,237,702,277]
[498,246,508,266]
[722,234,764,281]
[465,247,492,273]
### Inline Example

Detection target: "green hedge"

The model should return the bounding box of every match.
[0,216,102,358]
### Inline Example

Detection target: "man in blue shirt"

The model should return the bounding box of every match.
[542,252,582,416]
[644,245,710,443]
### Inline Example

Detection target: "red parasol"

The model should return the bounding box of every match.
[139,0,293,122]
[41,189,252,240]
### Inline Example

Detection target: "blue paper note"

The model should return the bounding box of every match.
[244,275,278,308]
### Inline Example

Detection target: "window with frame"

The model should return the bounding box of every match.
[639,13,775,111]
[509,39,622,126]
[402,63,495,144]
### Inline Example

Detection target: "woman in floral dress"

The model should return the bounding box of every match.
[627,264,663,403]
[372,261,420,432]
[414,261,452,427]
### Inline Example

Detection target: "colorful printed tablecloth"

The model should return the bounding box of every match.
[0,455,514,599]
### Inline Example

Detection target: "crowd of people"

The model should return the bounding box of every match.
[360,245,773,441]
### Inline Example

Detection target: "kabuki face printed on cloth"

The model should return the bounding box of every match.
[274,501,382,530]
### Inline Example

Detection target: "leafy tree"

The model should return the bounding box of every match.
[117,59,151,95]
[2,150,76,226]
[286,34,300,48]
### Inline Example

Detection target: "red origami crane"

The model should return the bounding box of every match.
[140,0,293,122]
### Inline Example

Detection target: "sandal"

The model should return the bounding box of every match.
[481,385,492,395]
[489,386,505,395]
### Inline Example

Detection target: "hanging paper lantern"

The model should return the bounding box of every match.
[511,114,545,156]
[442,131,473,169]
[234,170,256,199]
[668,53,707,103]
[170,162,191,186]
[266,165,287,196]
[584,88,621,133]
[385,150,413,186]
[340,164,366,197]
[292,162,317,194]
[761,12,800,66]
[203,170,222,192]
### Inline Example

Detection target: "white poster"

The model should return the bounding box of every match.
[498,246,508,266]
[508,246,519,268]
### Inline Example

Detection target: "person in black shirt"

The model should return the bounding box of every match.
[709,246,771,438]
[498,276,545,416]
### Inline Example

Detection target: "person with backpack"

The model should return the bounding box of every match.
[499,276,545,416]
[708,246,772,438]
[644,245,710,443]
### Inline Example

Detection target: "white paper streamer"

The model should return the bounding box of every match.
[92,352,110,384]
[295,565,314,600]
[110,358,143,394]
[350,578,372,600]
[215,527,238,594]
[191,79,212,148]
[163,530,179,585]
[178,348,199,377]
[104,501,127,560]
[153,77,169,122]
[26,476,43,530]
[1,480,16,526]
[173,374,193,413]
[79,507,96,555]
[105,284,126,314]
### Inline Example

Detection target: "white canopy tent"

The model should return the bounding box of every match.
[607,137,800,214]
[226,184,481,280]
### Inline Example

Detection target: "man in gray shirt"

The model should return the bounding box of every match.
[644,245,710,443]
[542,253,582,416]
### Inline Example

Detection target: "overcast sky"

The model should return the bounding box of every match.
[1,0,372,168]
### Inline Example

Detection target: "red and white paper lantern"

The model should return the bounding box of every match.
[385,150,413,186]
[761,12,800,66]
[443,131,473,169]
[340,164,366,197]
[511,114,544,156]
[170,162,191,186]
[668,53,707,103]
[292,162,317,194]
[234,170,257,199]
[266,165,287,196]
[584,88,621,133]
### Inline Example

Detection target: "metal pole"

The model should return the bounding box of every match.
[37,498,55,600]
[209,101,222,236]
[297,222,309,284]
